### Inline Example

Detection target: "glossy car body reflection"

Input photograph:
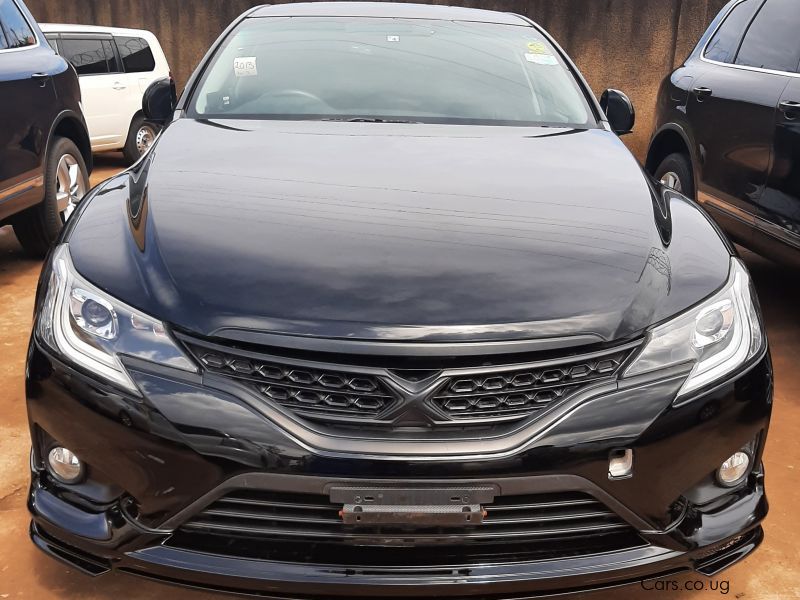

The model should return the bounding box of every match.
[69,119,730,343]
[27,3,772,597]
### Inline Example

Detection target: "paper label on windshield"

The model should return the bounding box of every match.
[527,41,548,54]
[525,53,558,66]
[233,56,257,77]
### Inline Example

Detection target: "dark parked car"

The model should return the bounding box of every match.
[27,3,771,597]
[647,0,800,265]
[0,0,91,256]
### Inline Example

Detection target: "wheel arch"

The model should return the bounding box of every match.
[129,109,145,128]
[646,125,695,171]
[49,112,93,175]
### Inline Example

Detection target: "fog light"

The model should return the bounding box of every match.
[47,447,83,484]
[608,449,633,479]
[717,451,750,486]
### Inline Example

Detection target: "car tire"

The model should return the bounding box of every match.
[12,136,89,258]
[654,152,694,199]
[123,114,159,164]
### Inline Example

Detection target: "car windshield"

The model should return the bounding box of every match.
[189,17,595,127]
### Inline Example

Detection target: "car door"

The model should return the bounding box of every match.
[758,78,800,253]
[115,34,159,93]
[686,0,790,244]
[0,0,58,217]
[750,1,800,255]
[59,34,127,149]
[113,34,158,130]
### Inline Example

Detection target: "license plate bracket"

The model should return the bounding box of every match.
[330,485,496,527]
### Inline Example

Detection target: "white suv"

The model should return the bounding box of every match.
[40,24,170,164]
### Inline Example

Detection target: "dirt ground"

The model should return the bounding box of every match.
[0,154,798,599]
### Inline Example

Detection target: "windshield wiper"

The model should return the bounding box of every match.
[321,117,420,124]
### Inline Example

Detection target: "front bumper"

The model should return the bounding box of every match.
[26,340,772,597]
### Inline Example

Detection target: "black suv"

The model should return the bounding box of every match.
[0,0,91,256]
[647,0,800,265]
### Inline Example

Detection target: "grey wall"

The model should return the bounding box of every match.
[25,0,728,158]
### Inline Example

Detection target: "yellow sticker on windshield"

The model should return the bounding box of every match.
[527,41,549,55]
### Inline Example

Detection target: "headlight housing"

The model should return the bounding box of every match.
[624,257,764,400]
[37,244,196,393]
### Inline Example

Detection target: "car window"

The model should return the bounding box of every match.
[735,0,800,73]
[703,0,758,64]
[45,34,57,52]
[116,35,156,73]
[0,0,36,50]
[190,17,594,127]
[60,37,119,75]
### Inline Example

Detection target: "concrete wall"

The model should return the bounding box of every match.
[25,0,728,158]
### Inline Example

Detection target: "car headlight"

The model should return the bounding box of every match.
[624,257,764,400]
[37,244,196,393]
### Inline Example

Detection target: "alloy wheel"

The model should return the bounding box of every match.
[659,171,683,192]
[56,153,87,222]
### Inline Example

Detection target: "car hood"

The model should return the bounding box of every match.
[67,119,731,346]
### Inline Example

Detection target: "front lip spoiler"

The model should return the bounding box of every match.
[30,518,763,598]
[30,522,111,577]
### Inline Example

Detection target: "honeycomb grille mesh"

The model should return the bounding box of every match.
[184,336,632,427]
[189,345,396,420]
[430,352,628,419]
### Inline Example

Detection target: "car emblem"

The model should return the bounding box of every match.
[377,370,448,425]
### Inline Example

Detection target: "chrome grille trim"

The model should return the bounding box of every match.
[180,334,638,429]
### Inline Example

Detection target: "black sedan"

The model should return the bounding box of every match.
[27,3,771,597]
[647,0,800,265]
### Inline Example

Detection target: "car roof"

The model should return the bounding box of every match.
[39,23,155,37]
[248,2,529,25]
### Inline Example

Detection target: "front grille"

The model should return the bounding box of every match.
[430,352,627,420]
[182,335,634,429]
[188,345,398,420]
[168,489,645,566]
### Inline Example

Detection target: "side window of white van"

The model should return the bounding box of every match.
[116,36,155,73]
[60,37,119,75]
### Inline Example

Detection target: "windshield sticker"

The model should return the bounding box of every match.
[233,56,257,77]
[387,35,400,42]
[527,41,549,54]
[525,52,558,66]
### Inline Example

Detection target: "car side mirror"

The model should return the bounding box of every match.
[600,89,635,136]
[142,77,177,126]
